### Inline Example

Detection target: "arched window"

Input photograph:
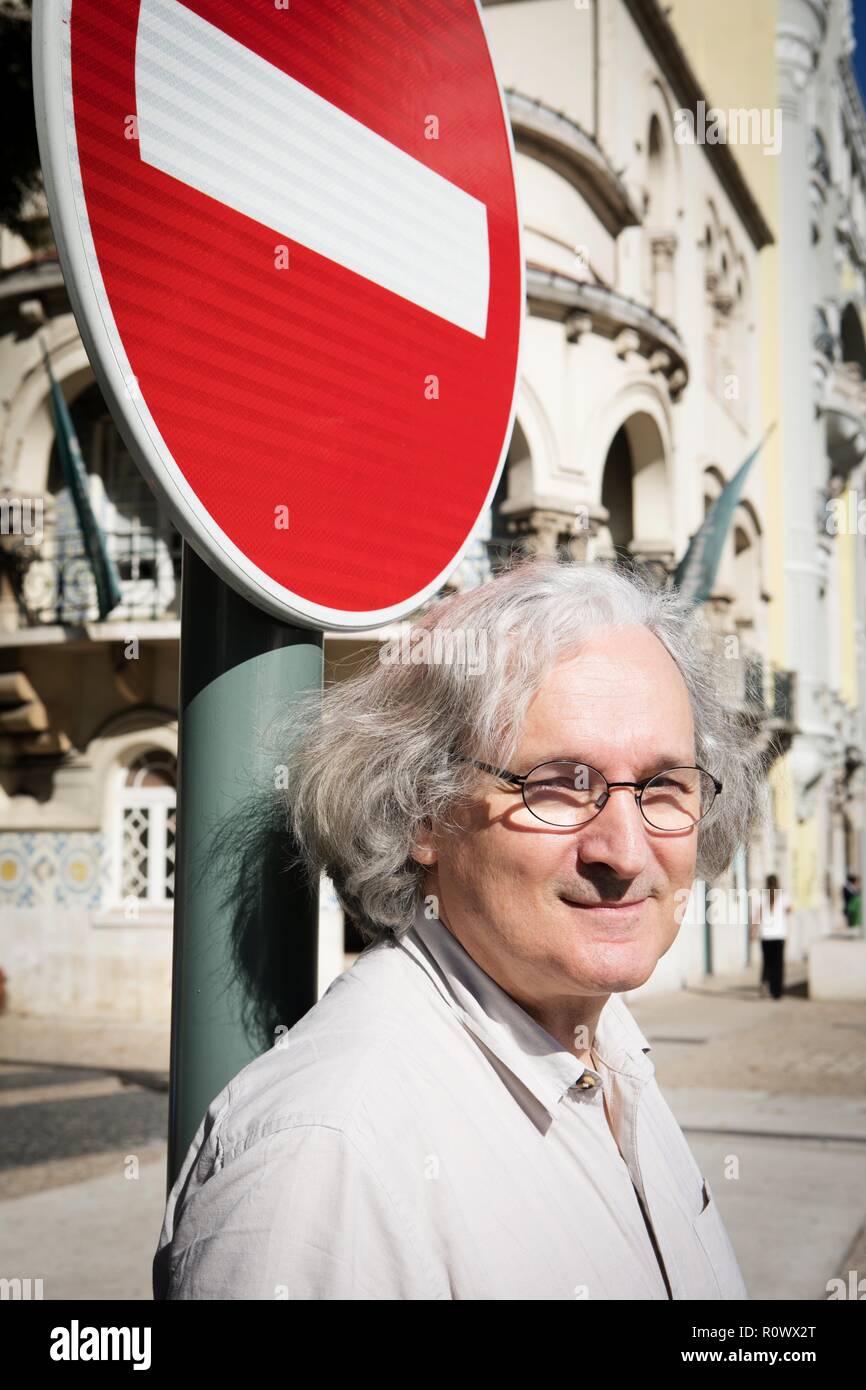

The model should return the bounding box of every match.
[115,750,177,906]
[595,412,672,580]
[600,425,634,554]
[647,115,665,209]
[840,303,866,378]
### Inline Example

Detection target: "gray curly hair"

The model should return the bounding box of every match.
[272,554,770,946]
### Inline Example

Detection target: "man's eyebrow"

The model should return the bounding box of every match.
[636,754,697,774]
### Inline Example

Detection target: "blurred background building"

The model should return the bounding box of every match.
[0,0,865,1019]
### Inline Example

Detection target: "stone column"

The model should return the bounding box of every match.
[499,499,608,563]
[776,0,830,828]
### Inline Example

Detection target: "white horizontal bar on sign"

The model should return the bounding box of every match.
[134,0,490,338]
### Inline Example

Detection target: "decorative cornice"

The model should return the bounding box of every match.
[505,89,641,236]
[526,263,688,390]
[0,254,65,308]
[776,26,818,90]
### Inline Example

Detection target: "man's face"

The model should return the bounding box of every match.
[414,625,700,1002]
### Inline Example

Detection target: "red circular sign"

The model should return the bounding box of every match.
[35,0,523,629]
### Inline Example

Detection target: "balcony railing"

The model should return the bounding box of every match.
[2,521,183,628]
[771,668,796,724]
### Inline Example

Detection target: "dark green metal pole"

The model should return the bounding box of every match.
[167,540,324,1188]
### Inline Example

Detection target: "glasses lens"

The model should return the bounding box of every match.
[523,761,607,826]
[640,768,716,830]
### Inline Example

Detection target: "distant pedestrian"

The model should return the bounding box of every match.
[845,875,862,930]
[750,874,792,1000]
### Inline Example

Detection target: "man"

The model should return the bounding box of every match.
[153,556,765,1300]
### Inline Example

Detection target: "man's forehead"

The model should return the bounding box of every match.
[518,630,695,760]
[530,630,691,701]
[545,626,681,676]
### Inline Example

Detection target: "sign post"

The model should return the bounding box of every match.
[169,543,324,1178]
[34,0,523,1187]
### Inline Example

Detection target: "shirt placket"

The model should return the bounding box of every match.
[600,1057,674,1299]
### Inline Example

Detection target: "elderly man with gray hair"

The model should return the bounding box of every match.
[154,555,766,1301]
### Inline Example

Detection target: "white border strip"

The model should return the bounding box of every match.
[136,0,489,337]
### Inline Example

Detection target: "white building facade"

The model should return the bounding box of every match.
[1,0,863,1019]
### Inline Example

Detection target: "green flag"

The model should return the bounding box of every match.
[671,423,776,606]
[41,343,123,620]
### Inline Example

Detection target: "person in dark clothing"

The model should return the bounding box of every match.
[750,874,792,1000]
[845,875,862,930]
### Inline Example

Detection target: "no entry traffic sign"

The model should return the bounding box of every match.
[34,0,524,630]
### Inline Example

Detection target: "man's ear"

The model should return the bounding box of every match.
[410,819,438,866]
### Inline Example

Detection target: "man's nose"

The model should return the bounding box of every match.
[574,784,652,877]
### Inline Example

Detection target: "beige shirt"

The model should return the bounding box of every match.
[153,902,748,1300]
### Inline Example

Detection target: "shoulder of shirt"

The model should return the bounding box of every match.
[196,934,452,1168]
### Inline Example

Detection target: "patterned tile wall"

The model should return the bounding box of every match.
[0,833,109,909]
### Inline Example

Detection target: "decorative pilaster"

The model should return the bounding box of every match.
[649,231,677,322]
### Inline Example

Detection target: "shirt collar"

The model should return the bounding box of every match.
[398,901,655,1122]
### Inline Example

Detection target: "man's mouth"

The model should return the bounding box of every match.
[561,896,649,915]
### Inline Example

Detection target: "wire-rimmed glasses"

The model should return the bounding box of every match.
[459,756,722,832]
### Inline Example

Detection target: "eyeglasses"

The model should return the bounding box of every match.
[457,756,722,831]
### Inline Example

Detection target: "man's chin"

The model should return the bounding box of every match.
[560,937,662,994]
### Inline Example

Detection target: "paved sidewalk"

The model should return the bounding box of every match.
[625,964,866,1300]
[0,1014,170,1081]
[0,1143,166,1301]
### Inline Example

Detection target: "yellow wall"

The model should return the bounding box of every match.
[794,818,823,908]
[666,0,784,660]
[666,0,778,228]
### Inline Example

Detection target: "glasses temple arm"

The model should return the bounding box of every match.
[455,755,525,787]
